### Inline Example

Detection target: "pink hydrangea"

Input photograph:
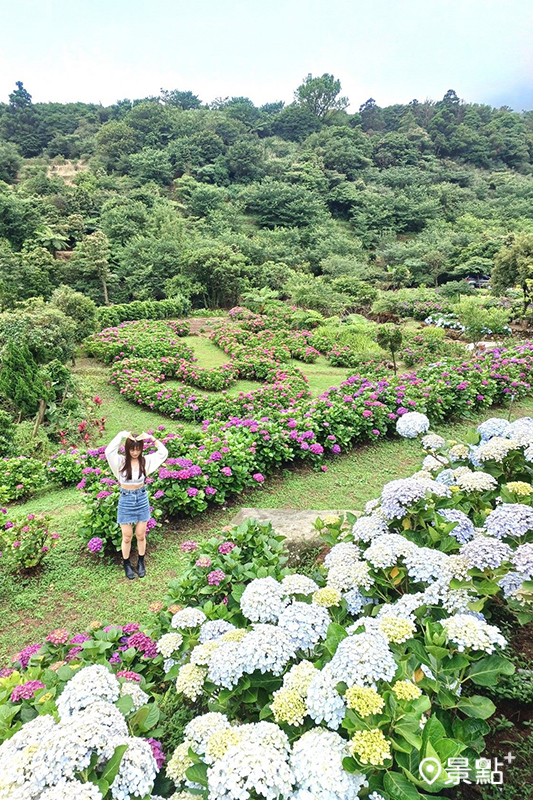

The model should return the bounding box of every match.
[46,629,70,645]
[10,680,46,702]
[196,556,212,568]
[218,541,235,554]
[207,569,226,585]
[116,670,142,682]
[180,540,198,552]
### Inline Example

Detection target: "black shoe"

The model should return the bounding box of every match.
[137,555,146,578]
[123,558,136,580]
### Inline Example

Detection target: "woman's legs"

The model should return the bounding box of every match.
[120,524,134,558]
[135,521,148,556]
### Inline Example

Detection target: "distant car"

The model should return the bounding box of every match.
[465,276,491,288]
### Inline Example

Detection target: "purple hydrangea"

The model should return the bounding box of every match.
[380,478,429,520]
[207,569,226,586]
[13,643,42,669]
[10,680,46,702]
[460,536,512,570]
[147,737,165,769]
[437,509,475,544]
[87,537,103,553]
[485,504,533,540]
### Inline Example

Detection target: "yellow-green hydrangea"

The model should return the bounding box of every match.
[271,687,307,726]
[349,728,392,765]
[220,629,248,643]
[167,741,194,783]
[323,515,340,526]
[392,680,422,701]
[449,444,469,459]
[345,685,384,717]
[190,640,221,666]
[282,660,317,698]
[205,728,243,761]
[378,615,416,644]
[175,663,207,700]
[312,587,341,607]
[506,481,533,496]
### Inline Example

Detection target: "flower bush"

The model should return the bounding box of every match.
[0,456,47,503]
[0,512,58,571]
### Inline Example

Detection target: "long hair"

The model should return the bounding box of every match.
[121,434,147,481]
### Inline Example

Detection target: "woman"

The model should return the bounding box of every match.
[104,430,168,580]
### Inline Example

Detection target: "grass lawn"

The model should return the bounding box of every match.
[0,388,529,665]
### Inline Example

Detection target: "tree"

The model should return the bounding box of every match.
[0,298,76,365]
[129,147,173,185]
[70,231,112,305]
[294,73,349,119]
[0,143,22,183]
[50,285,98,349]
[242,179,328,228]
[492,233,533,313]
[160,88,202,109]
[34,225,68,255]
[0,341,48,419]
[375,324,403,374]
[180,243,248,307]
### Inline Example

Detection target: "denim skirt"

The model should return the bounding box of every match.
[117,486,150,524]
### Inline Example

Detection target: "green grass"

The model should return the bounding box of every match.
[1,394,531,664]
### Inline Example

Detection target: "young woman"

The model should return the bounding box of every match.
[104,430,168,580]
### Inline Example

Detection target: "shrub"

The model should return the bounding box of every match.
[0,512,58,571]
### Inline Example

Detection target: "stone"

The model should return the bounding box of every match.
[229,507,352,544]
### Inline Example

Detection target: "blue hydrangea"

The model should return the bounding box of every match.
[277,602,331,655]
[498,571,526,598]
[468,445,483,467]
[396,412,430,439]
[485,504,533,540]
[380,478,429,520]
[460,536,512,570]
[477,418,510,441]
[512,543,533,577]
[505,417,533,445]
[435,469,456,486]
[343,589,375,615]
[437,509,475,544]
[199,619,236,643]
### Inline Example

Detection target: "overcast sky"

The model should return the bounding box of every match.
[1,0,532,111]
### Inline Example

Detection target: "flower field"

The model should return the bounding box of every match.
[3,411,533,799]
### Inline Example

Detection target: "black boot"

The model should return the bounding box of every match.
[137,555,146,578]
[123,557,136,580]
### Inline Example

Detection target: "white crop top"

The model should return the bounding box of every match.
[104,430,168,485]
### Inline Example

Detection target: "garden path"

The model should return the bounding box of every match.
[230,507,352,545]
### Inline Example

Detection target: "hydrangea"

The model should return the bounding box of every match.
[448,443,470,461]
[175,663,207,700]
[396,412,430,438]
[290,728,367,800]
[109,736,157,800]
[207,641,246,689]
[326,560,374,593]
[377,615,416,643]
[456,471,498,493]
[167,741,194,784]
[505,416,533,445]
[485,504,533,539]
[282,661,318,698]
[312,587,342,607]
[403,546,448,584]
[329,632,397,687]
[380,478,430,519]
[39,780,103,800]
[349,728,391,765]
[199,619,236,643]
[205,729,243,764]
[512,543,533,578]
[422,454,446,472]
[437,508,475,544]
[207,739,293,800]
[119,681,149,711]
[344,685,384,716]
[184,713,230,755]
[240,577,288,623]
[343,588,374,615]
[280,574,319,596]
[435,468,456,486]
[324,542,360,568]
[190,641,221,666]
[421,434,446,451]
[277,601,331,653]
[171,607,206,630]
[460,536,513,570]
[499,571,526,598]
[365,533,415,569]
[56,665,120,718]
[238,624,298,677]
[441,613,507,653]
[351,514,389,542]
[392,680,422,701]
[477,417,510,441]
[477,437,520,463]
[157,632,183,658]
[271,687,307,726]
[506,481,533,496]
[306,664,347,730]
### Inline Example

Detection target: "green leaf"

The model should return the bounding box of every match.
[116,694,134,716]
[384,771,425,799]
[185,762,208,787]
[100,744,128,786]
[457,695,496,719]
[468,656,515,687]
[56,666,75,682]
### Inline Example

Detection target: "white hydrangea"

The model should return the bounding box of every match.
[119,682,149,711]
[190,641,222,666]
[351,514,389,542]
[56,665,120,719]
[477,437,520,463]
[171,607,206,630]
[290,728,367,800]
[421,433,446,451]
[403,546,448,584]
[199,619,236,642]
[324,542,360,568]
[326,559,374,593]
[306,664,346,730]
[109,736,157,800]
[365,533,416,569]
[441,613,507,654]
[39,780,103,799]
[280,574,319,596]
[449,443,470,461]
[282,661,318,698]
[396,412,430,438]
[422,454,447,472]
[477,417,510,441]
[330,631,397,687]
[456,471,498,493]
[184,713,231,755]
[505,417,533,445]
[240,577,288,623]
[207,735,293,800]
[277,601,331,654]
[157,632,183,658]
[207,641,246,689]
[239,624,298,677]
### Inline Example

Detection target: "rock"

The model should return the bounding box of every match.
[229,507,351,545]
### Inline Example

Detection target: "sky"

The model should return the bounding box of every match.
[1,0,533,112]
